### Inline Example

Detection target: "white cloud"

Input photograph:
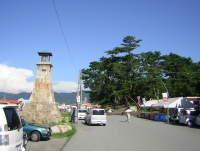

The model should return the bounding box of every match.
[0,64,34,94]
[0,64,78,94]
[52,81,78,93]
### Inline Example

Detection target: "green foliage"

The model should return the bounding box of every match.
[61,113,71,123]
[82,35,200,107]
[31,119,36,123]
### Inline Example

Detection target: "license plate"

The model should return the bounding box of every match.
[16,143,22,151]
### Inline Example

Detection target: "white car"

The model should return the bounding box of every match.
[78,109,87,120]
[0,102,27,151]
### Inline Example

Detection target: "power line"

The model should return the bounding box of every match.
[52,0,78,71]
[86,70,200,74]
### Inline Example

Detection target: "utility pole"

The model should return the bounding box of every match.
[80,70,82,106]
[76,70,82,109]
[161,79,170,123]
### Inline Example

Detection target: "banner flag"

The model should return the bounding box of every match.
[142,98,146,104]
[137,96,140,106]
[162,93,168,108]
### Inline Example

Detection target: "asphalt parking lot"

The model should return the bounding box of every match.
[26,137,67,151]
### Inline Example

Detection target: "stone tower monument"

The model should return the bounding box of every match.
[22,51,62,123]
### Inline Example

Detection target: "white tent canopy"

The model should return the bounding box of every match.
[152,97,195,108]
[140,99,160,108]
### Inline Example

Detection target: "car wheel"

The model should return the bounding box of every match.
[30,131,41,142]
[103,124,106,126]
[173,120,179,124]
[187,121,193,127]
[175,120,179,124]
[85,119,87,124]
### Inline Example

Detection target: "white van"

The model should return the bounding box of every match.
[0,102,26,151]
[85,108,107,126]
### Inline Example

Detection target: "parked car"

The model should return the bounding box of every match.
[170,108,194,124]
[179,109,200,127]
[0,102,27,151]
[170,108,180,123]
[195,114,200,126]
[78,109,87,120]
[85,108,107,126]
[21,118,52,142]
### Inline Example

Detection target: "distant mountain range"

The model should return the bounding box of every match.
[0,91,90,104]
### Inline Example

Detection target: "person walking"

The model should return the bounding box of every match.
[126,112,131,123]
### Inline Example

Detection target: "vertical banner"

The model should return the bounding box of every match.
[137,96,140,106]
[142,98,146,104]
[162,93,168,108]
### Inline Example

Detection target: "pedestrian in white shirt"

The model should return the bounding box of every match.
[126,113,131,123]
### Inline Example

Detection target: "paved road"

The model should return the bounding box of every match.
[26,137,67,151]
[62,115,200,151]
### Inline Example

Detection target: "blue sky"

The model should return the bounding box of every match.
[0,0,200,94]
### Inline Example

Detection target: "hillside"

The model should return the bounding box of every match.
[0,91,89,104]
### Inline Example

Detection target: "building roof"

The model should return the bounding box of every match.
[0,100,20,105]
[38,51,52,56]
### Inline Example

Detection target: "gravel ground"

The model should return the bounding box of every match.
[25,137,67,151]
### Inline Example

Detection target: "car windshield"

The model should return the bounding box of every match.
[93,110,104,115]
[78,110,87,113]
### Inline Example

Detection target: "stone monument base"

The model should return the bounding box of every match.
[22,101,62,123]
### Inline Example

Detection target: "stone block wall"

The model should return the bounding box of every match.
[22,101,62,123]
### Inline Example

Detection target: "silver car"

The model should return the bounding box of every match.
[179,110,200,127]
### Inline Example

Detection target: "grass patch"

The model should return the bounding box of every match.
[52,120,77,151]
[52,112,76,138]
[61,112,71,118]
[52,122,76,138]
[50,112,77,151]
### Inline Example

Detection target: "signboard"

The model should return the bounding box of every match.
[162,93,168,108]
[76,96,80,103]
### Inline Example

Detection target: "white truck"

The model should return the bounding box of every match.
[85,108,107,126]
